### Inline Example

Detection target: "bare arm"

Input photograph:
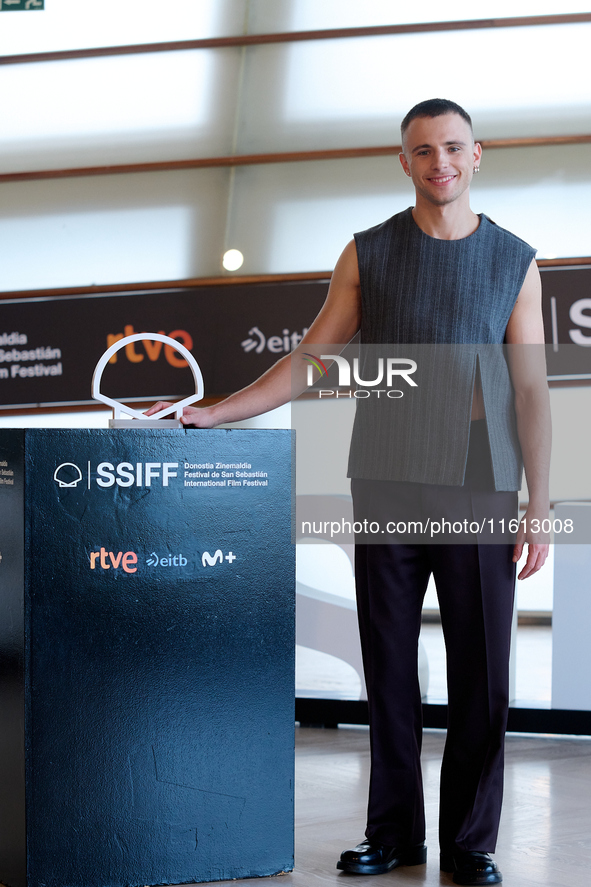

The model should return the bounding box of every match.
[505,258,551,579]
[146,239,362,427]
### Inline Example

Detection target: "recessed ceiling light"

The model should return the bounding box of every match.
[222,249,244,271]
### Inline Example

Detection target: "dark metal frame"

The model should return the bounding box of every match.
[1,261,589,302]
[296,699,591,735]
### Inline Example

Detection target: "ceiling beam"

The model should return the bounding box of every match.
[1,134,590,184]
[0,258,588,302]
[1,13,590,65]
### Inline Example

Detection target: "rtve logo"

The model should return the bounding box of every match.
[106,325,193,367]
[90,548,138,573]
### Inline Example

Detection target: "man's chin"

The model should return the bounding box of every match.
[425,194,457,207]
[419,186,463,207]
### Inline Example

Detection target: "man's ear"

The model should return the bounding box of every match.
[399,151,411,177]
[473,141,482,169]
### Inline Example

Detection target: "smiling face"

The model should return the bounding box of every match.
[399,113,482,208]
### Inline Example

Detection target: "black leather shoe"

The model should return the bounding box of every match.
[440,850,502,885]
[337,839,426,875]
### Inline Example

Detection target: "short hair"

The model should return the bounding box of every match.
[401,98,473,140]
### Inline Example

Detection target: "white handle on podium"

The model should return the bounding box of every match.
[92,333,204,427]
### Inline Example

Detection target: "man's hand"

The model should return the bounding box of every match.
[144,401,217,428]
[512,506,550,579]
[506,259,551,581]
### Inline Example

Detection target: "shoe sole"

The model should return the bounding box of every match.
[440,854,502,885]
[337,845,427,875]
[451,875,502,886]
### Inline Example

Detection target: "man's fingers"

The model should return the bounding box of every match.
[517,543,549,580]
[144,401,174,416]
[179,406,213,428]
[518,555,542,580]
[517,552,537,580]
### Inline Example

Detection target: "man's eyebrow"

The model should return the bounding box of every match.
[411,140,468,153]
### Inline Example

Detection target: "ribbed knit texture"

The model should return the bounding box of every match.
[347,208,536,489]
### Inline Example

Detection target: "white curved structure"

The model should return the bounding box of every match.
[91,332,204,424]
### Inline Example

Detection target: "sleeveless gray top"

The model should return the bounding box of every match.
[347,207,536,490]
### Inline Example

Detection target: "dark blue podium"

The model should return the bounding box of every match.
[0,428,295,887]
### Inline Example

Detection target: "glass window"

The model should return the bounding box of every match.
[226,158,410,275]
[248,0,591,33]
[0,49,242,173]
[226,146,591,275]
[237,24,591,152]
[470,143,591,259]
[0,168,230,291]
[0,0,246,55]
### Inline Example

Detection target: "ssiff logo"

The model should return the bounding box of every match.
[54,462,83,488]
[54,461,179,489]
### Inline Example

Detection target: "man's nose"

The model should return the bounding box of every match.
[431,148,449,169]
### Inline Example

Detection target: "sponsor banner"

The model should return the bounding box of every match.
[0,282,327,408]
[0,266,588,409]
[541,266,591,379]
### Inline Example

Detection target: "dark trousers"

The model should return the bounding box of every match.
[351,424,518,852]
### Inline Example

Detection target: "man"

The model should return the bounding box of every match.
[148,99,550,886]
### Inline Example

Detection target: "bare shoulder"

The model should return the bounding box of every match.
[301,239,361,346]
[332,238,361,283]
[324,238,361,323]
[505,259,544,345]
